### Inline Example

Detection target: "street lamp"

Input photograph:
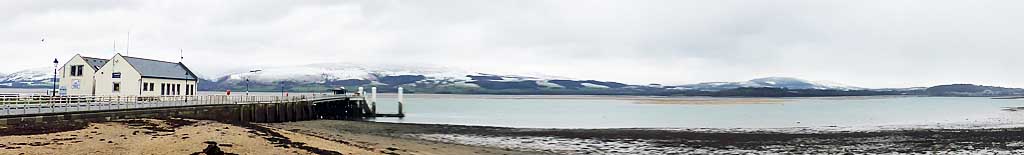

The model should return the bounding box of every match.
[245,69,262,95]
[52,58,58,96]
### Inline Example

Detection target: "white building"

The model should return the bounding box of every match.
[60,53,199,96]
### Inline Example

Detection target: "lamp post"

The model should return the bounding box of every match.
[52,58,58,96]
[245,69,262,95]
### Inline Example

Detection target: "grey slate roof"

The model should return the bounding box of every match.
[81,57,109,70]
[122,56,198,80]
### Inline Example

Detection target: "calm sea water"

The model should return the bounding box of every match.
[5,88,1024,129]
[367,94,1024,129]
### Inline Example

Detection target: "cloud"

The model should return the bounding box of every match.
[1,0,1022,88]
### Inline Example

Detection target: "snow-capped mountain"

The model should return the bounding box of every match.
[203,63,628,92]
[0,67,56,88]
[671,77,864,91]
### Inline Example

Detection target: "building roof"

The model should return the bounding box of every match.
[121,56,198,80]
[81,57,109,70]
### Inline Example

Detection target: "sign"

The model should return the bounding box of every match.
[112,72,121,78]
[72,80,80,89]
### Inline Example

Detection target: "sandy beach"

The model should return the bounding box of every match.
[0,118,538,155]
[5,118,1024,154]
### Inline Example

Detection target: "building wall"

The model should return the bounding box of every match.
[139,77,197,96]
[94,54,144,96]
[59,55,99,96]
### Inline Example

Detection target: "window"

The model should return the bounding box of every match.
[69,65,84,76]
[113,82,121,92]
[69,66,77,76]
[76,65,83,76]
[112,72,121,78]
[161,83,166,95]
[143,82,155,92]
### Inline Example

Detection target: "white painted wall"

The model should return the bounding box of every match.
[59,55,99,96]
[139,77,197,96]
[94,54,143,96]
[76,53,198,96]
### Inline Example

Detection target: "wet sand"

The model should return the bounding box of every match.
[273,120,1024,154]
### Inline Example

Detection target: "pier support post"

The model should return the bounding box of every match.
[371,87,377,115]
[358,87,364,96]
[398,87,404,115]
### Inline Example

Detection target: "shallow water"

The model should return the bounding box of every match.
[367,94,1024,129]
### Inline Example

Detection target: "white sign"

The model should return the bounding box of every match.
[72,80,81,89]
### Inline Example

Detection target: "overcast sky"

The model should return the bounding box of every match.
[1,0,1022,88]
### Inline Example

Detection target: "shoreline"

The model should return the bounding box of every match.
[271,120,1024,154]
[5,118,1024,154]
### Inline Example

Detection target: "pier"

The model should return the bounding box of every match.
[0,88,405,127]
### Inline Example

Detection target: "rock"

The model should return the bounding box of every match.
[200,143,225,155]
[218,143,234,147]
[386,147,400,151]
[29,142,49,146]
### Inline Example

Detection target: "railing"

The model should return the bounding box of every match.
[0,94,350,116]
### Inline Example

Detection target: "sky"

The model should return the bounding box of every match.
[1,0,1022,88]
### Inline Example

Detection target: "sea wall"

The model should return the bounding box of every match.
[0,99,369,128]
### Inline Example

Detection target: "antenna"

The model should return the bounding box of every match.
[179,48,183,62]
[113,40,117,55]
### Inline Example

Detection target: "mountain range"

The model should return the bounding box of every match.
[668,77,863,91]
[2,64,1021,97]
[0,67,55,88]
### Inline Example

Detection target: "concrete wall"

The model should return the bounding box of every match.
[0,99,373,128]
[0,97,385,132]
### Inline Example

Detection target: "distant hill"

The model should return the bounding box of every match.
[670,77,864,91]
[3,64,1018,97]
[924,84,1024,97]
[197,63,660,95]
[679,87,903,97]
[0,67,55,88]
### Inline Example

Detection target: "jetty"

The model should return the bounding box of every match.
[0,87,405,127]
